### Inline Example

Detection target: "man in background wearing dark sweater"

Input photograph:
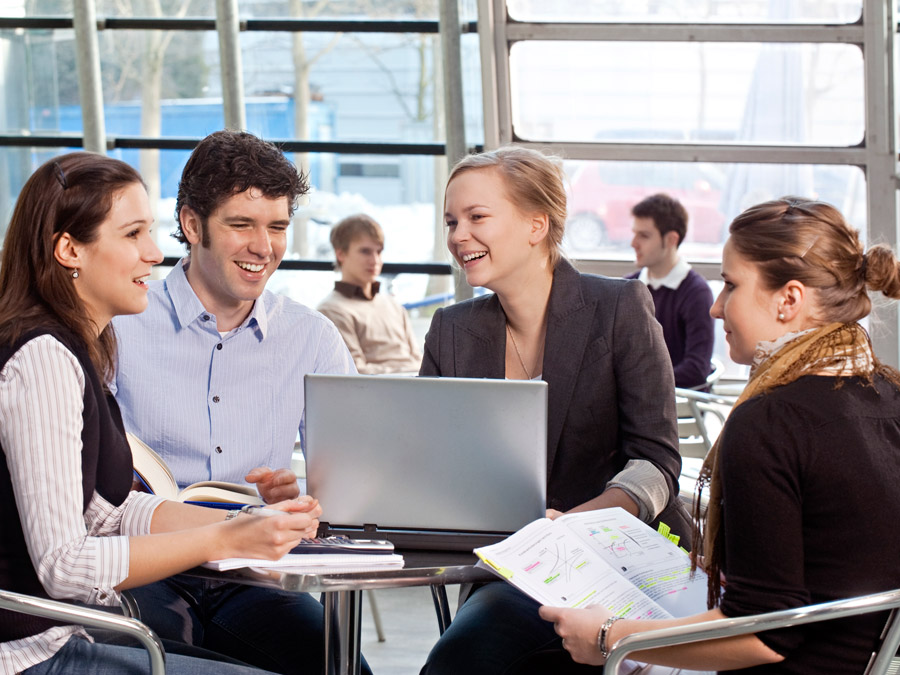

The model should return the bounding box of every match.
[627,193,714,389]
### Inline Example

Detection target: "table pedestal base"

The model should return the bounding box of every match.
[324,590,363,675]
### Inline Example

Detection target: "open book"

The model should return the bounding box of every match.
[128,433,264,508]
[475,507,707,620]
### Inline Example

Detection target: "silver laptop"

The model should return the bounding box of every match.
[304,374,548,550]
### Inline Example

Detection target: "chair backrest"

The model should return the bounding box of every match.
[706,356,725,388]
[674,388,738,517]
[675,395,712,459]
[674,388,734,459]
[606,587,900,675]
[0,589,166,674]
[684,356,726,392]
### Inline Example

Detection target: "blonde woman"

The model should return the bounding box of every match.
[420,146,689,674]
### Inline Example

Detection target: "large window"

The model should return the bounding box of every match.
[507,0,863,24]
[510,42,863,147]
[563,160,866,262]
[2,0,899,363]
[476,0,897,366]
[0,0,474,312]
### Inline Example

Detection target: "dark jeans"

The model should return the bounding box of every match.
[421,582,601,675]
[120,575,372,675]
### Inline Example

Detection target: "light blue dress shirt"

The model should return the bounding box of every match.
[110,260,356,490]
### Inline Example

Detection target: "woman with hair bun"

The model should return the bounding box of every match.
[542,197,900,674]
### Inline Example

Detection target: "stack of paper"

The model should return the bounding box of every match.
[204,552,405,575]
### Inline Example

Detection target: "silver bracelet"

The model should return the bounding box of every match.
[598,615,624,658]
[224,509,242,520]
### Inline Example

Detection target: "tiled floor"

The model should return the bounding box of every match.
[358,586,460,675]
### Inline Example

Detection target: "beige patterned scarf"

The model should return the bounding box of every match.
[692,321,877,607]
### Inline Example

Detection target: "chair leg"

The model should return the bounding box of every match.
[430,585,453,635]
[365,589,386,642]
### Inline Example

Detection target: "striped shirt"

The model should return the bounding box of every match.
[110,260,356,490]
[0,335,164,674]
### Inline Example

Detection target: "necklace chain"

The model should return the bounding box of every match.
[506,323,533,380]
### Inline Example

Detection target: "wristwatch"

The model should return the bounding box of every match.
[598,615,624,658]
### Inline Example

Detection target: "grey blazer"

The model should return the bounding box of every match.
[421,259,690,542]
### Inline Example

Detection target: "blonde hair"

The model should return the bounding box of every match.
[729,197,900,322]
[446,146,567,267]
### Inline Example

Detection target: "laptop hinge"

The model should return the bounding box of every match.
[363,523,378,534]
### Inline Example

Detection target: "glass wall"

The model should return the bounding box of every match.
[0,0,466,311]
[563,160,866,262]
[507,0,862,24]
[479,0,895,367]
[1,0,897,364]
[510,42,863,147]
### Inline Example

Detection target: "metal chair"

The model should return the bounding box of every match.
[674,388,737,518]
[0,588,166,674]
[685,356,726,392]
[674,387,735,459]
[606,587,900,675]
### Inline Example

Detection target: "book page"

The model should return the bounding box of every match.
[179,481,263,506]
[557,508,708,618]
[475,518,671,618]
[128,433,179,500]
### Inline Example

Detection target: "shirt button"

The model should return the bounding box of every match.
[215,446,223,454]
[202,314,210,321]
[216,343,223,350]
[212,395,220,403]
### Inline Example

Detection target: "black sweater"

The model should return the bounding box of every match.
[718,374,900,674]
[0,328,132,642]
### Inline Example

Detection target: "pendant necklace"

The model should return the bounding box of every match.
[506,323,533,380]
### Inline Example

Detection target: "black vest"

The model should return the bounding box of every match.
[0,328,132,642]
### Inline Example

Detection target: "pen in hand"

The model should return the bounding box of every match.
[240,498,319,518]
[241,505,287,518]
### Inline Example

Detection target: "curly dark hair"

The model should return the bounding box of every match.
[173,130,308,249]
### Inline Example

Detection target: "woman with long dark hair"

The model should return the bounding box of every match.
[0,153,319,674]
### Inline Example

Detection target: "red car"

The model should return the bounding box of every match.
[565,161,728,251]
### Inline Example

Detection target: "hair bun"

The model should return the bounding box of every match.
[864,244,900,299]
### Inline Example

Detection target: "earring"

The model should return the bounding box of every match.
[778,312,785,321]
[72,269,79,279]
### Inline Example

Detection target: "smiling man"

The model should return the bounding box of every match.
[109,130,362,674]
[317,214,422,373]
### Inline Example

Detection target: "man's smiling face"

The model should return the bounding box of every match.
[181,188,290,328]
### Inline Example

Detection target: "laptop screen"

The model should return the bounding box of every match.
[304,374,547,548]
